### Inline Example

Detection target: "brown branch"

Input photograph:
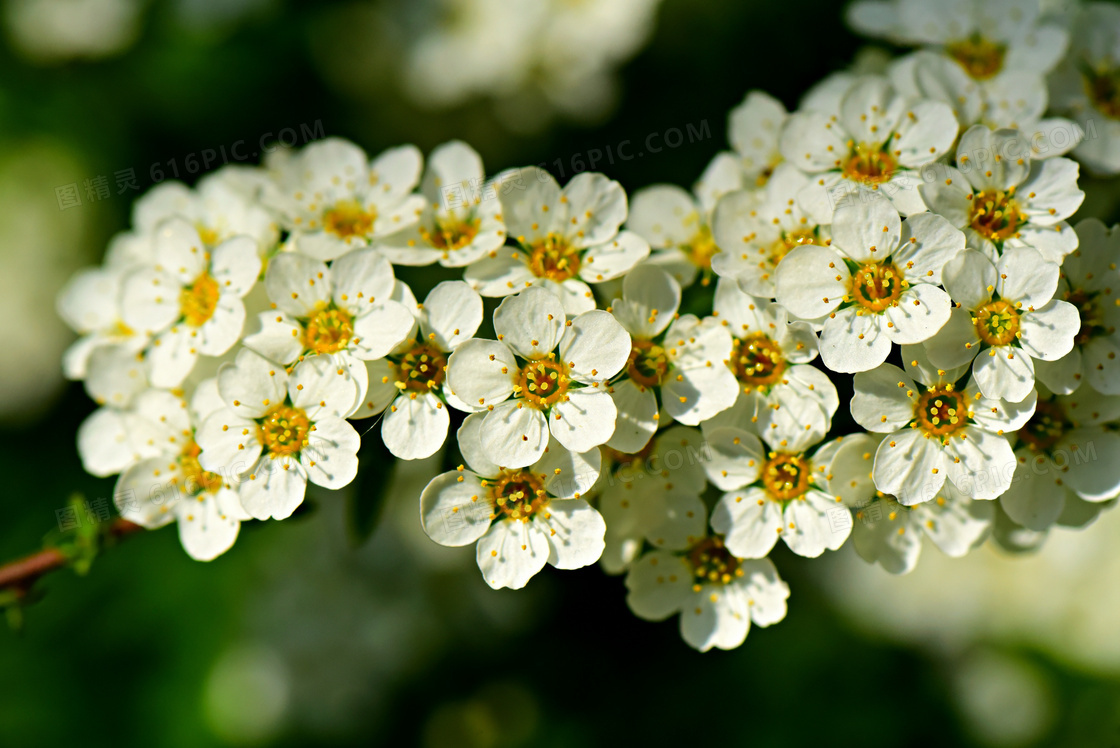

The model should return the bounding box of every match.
[0,519,144,594]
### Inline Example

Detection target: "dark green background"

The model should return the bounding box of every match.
[3,1,1120,746]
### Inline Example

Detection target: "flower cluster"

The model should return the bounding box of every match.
[58,0,1120,651]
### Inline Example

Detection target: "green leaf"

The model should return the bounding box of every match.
[346,433,396,548]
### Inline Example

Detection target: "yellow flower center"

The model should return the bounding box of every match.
[769,228,817,268]
[684,226,720,272]
[760,452,812,501]
[945,34,1007,80]
[517,356,571,409]
[969,189,1023,242]
[259,404,312,457]
[303,307,354,354]
[1065,288,1110,346]
[323,200,376,239]
[973,299,1021,346]
[395,343,447,393]
[843,147,897,186]
[626,339,670,388]
[913,384,968,439]
[851,261,906,312]
[180,271,220,327]
[1019,400,1066,453]
[178,440,224,495]
[730,333,787,389]
[196,225,221,247]
[687,536,743,586]
[1084,65,1120,119]
[486,469,548,522]
[527,233,581,282]
[421,215,481,251]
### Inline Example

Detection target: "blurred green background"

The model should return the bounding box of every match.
[3,1,1120,746]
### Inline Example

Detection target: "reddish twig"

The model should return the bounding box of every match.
[0,519,143,593]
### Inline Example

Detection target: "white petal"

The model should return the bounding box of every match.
[493,286,565,360]
[884,284,952,345]
[626,184,699,247]
[351,300,416,360]
[851,363,916,431]
[176,488,246,561]
[264,253,331,318]
[774,244,848,320]
[606,380,658,453]
[551,388,617,453]
[543,499,606,569]
[289,353,362,419]
[945,428,1016,499]
[242,311,304,364]
[463,250,536,298]
[330,248,397,315]
[996,247,1060,310]
[210,237,261,297]
[196,410,261,478]
[711,487,783,559]
[819,307,892,374]
[873,428,948,505]
[956,125,1031,192]
[894,100,958,168]
[420,281,483,351]
[923,306,982,370]
[972,345,1036,403]
[481,400,549,468]
[476,520,550,589]
[1017,300,1078,362]
[942,249,996,309]
[1000,453,1066,530]
[661,363,740,426]
[625,550,691,621]
[610,264,680,338]
[561,171,627,249]
[1018,157,1084,225]
[238,455,308,520]
[381,392,449,460]
[680,585,750,652]
[702,427,765,491]
[498,166,563,244]
[577,231,650,283]
[782,489,850,557]
[894,212,966,285]
[561,310,631,382]
[445,338,517,410]
[419,470,492,546]
[830,195,901,263]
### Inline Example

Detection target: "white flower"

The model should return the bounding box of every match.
[1034,219,1120,395]
[925,246,1080,402]
[77,382,179,478]
[1000,386,1120,530]
[419,412,605,590]
[130,166,279,256]
[701,280,839,443]
[889,51,1082,160]
[625,184,719,288]
[1048,3,1120,175]
[851,345,1036,505]
[57,263,142,381]
[119,218,261,387]
[260,137,426,261]
[113,380,252,561]
[706,425,852,559]
[779,75,958,222]
[827,431,992,574]
[445,286,631,467]
[710,164,828,299]
[241,248,415,409]
[465,167,649,315]
[728,90,789,187]
[606,265,738,452]
[625,526,789,651]
[918,125,1084,264]
[195,349,362,520]
[373,140,506,267]
[596,425,710,573]
[847,0,1069,79]
[775,194,962,372]
[354,281,483,460]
